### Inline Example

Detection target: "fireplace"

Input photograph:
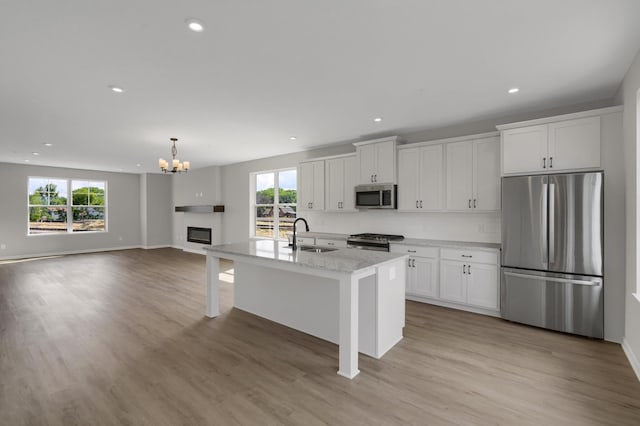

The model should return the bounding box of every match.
[187,227,212,245]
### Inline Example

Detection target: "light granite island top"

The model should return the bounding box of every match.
[205,240,408,379]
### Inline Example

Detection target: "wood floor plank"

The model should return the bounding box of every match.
[1,248,639,425]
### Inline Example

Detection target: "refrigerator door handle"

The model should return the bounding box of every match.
[549,183,555,263]
[541,183,548,267]
[503,271,601,286]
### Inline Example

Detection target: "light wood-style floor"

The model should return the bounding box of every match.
[1,248,639,425]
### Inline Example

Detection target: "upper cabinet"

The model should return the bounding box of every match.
[354,137,398,184]
[326,155,358,211]
[298,160,325,211]
[398,144,444,211]
[501,115,601,175]
[446,136,500,211]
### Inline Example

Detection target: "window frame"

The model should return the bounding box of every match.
[250,168,297,241]
[27,176,108,236]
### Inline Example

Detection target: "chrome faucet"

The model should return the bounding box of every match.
[291,217,310,250]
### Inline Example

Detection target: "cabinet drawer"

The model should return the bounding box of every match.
[295,237,316,246]
[390,244,439,258]
[440,248,498,265]
[315,238,347,248]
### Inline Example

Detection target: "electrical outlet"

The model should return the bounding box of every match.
[0,243,6,250]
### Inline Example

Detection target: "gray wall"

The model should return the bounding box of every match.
[616,47,640,372]
[141,173,173,248]
[0,162,141,259]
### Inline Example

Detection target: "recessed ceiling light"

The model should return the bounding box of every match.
[289,136,297,141]
[373,117,383,122]
[186,18,205,32]
[24,159,30,162]
[136,163,141,167]
[32,152,40,156]
[43,143,52,147]
[109,85,124,93]
[508,87,520,94]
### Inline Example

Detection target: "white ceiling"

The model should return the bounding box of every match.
[1,0,639,173]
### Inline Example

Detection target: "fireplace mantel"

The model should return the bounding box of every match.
[175,205,225,213]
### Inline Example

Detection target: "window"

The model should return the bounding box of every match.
[252,169,297,240]
[28,177,107,235]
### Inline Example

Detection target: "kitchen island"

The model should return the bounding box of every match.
[205,240,408,379]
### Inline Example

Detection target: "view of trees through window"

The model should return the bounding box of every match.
[254,169,297,239]
[28,177,106,234]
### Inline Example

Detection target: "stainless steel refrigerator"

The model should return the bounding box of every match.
[501,172,604,338]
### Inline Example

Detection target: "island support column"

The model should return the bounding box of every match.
[337,272,361,379]
[206,254,220,318]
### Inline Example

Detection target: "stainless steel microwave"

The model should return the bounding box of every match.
[355,184,397,209]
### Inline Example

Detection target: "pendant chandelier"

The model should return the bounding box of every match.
[159,138,190,173]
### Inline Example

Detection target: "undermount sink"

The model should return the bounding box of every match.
[298,246,338,253]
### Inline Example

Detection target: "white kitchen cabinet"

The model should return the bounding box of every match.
[298,160,325,210]
[439,248,499,310]
[446,137,500,211]
[326,155,357,211]
[398,144,443,211]
[391,245,439,298]
[548,117,601,171]
[501,116,601,175]
[355,137,397,184]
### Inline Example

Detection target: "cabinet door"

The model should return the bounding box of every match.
[342,156,358,211]
[398,148,420,211]
[410,257,439,298]
[548,117,600,171]
[311,161,325,210]
[375,141,396,183]
[446,141,474,210]
[465,263,498,310]
[419,144,444,210]
[298,162,314,210]
[359,144,377,184]
[325,158,344,211]
[440,260,466,303]
[473,137,500,211]
[502,125,548,174]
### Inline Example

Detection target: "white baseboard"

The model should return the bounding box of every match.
[406,294,501,318]
[622,338,640,382]
[0,245,141,261]
[182,247,206,255]
[142,245,172,250]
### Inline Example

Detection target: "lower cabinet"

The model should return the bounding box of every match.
[407,256,439,298]
[440,260,498,310]
[392,244,500,316]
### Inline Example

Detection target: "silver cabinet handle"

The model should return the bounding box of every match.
[416,200,419,208]
[463,264,467,274]
[504,271,601,286]
[310,202,313,209]
[374,174,377,182]
[473,199,476,208]
[412,259,416,267]
[408,249,417,253]
[327,242,335,246]
[420,200,423,208]
[461,254,473,258]
[408,258,412,268]
[468,199,471,208]
[550,157,553,168]
[467,264,471,275]
[543,157,546,168]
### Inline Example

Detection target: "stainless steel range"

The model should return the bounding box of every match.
[347,233,404,252]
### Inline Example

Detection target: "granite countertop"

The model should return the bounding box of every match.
[206,240,407,274]
[392,238,501,251]
[296,232,349,240]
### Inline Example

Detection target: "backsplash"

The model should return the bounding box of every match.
[301,210,501,243]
